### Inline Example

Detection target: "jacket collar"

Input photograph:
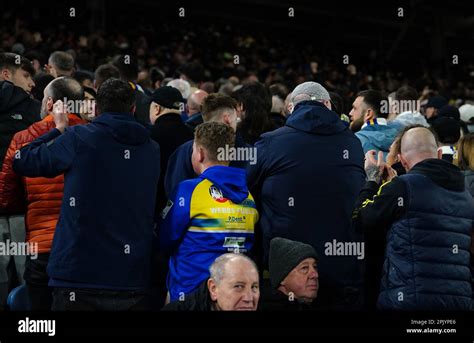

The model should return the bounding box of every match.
[361,118,387,129]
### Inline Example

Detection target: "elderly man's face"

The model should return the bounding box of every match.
[280,258,318,303]
[208,259,260,311]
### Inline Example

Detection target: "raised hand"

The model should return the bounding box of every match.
[52,100,69,133]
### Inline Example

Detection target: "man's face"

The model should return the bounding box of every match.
[349,96,366,132]
[11,68,35,93]
[82,78,94,89]
[281,258,319,303]
[221,109,238,131]
[425,107,436,119]
[40,85,53,118]
[209,260,260,311]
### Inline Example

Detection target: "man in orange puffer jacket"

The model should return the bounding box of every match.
[0,77,86,310]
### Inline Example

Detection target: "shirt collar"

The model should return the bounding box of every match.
[440,145,455,155]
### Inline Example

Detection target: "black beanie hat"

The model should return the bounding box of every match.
[438,105,461,121]
[269,237,318,289]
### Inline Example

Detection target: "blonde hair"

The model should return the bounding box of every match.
[455,133,474,170]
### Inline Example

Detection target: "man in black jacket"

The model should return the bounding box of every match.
[0,53,40,169]
[149,86,193,213]
[353,126,474,310]
[0,53,40,307]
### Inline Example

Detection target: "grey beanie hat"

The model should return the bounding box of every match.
[290,81,330,106]
[269,237,318,289]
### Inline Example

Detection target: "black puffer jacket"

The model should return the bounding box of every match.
[463,169,474,197]
[0,81,40,168]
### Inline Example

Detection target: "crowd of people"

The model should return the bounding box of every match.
[0,34,473,312]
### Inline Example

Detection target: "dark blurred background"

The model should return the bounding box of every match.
[2,0,473,102]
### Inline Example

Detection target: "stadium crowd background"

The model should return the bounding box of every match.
[1,1,473,108]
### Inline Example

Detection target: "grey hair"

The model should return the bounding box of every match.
[48,51,75,72]
[209,253,258,285]
[290,81,330,106]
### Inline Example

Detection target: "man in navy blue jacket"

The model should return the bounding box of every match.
[13,78,161,310]
[247,82,366,310]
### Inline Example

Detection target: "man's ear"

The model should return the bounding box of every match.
[399,153,409,171]
[288,102,294,114]
[437,147,443,160]
[1,68,12,81]
[198,145,206,164]
[207,278,218,301]
[365,109,374,121]
[222,112,231,126]
[131,105,137,114]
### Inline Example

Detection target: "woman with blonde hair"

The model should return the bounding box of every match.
[455,133,474,196]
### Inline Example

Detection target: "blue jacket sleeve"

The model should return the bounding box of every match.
[247,137,269,191]
[164,141,196,197]
[13,128,76,178]
[158,180,196,253]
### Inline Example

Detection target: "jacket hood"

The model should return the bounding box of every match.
[356,125,398,152]
[93,112,150,145]
[0,81,30,113]
[410,158,465,192]
[200,165,249,204]
[286,100,347,135]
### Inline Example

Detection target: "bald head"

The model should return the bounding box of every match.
[209,253,258,285]
[44,77,84,103]
[187,90,209,115]
[400,127,440,170]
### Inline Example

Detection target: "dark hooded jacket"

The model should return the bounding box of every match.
[0,81,40,168]
[13,112,160,290]
[247,100,366,308]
